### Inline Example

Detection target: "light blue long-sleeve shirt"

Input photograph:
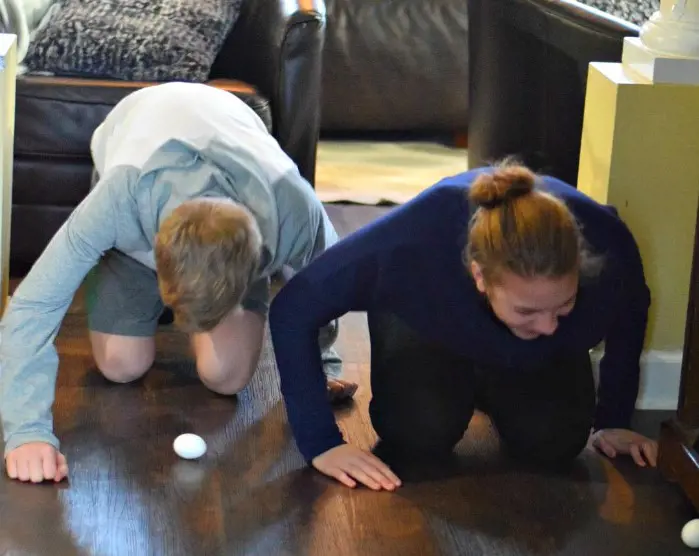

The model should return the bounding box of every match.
[0,82,336,456]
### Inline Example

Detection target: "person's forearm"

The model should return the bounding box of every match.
[0,248,96,455]
[1,267,81,454]
[269,278,346,462]
[268,190,392,460]
[0,339,61,455]
[1,175,120,455]
[595,359,641,431]
[595,289,650,430]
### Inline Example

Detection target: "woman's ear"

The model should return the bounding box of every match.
[470,261,487,293]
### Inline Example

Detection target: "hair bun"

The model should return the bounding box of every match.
[469,164,536,210]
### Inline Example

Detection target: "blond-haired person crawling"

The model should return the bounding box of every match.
[1,82,356,484]
[270,161,657,491]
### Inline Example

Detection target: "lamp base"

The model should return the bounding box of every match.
[623,36,699,84]
[640,0,699,59]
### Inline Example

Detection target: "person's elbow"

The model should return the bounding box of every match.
[634,282,651,320]
[641,283,651,311]
[625,275,651,316]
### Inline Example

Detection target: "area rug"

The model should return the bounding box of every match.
[315,140,469,205]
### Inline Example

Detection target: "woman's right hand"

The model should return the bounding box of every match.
[5,442,68,483]
[312,444,402,491]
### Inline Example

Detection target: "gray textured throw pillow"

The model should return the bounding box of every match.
[576,0,659,26]
[23,0,244,82]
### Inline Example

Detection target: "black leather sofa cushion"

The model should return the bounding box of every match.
[320,0,469,132]
[13,77,271,208]
[15,77,271,159]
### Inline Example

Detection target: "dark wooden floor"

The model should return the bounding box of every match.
[1,204,697,556]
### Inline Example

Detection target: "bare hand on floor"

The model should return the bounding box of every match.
[589,428,658,467]
[312,444,402,491]
[5,442,68,483]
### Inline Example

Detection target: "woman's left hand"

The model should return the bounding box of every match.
[589,428,658,467]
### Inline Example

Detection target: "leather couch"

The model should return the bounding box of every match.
[466,0,640,187]
[11,0,325,276]
[317,0,640,158]
[319,0,469,133]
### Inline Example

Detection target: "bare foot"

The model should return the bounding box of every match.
[327,378,358,404]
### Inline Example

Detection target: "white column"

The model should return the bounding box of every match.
[0,35,16,317]
[622,0,699,84]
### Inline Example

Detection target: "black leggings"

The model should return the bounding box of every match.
[367,312,596,468]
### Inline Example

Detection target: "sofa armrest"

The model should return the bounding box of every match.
[210,0,327,185]
[498,0,639,56]
[467,0,639,185]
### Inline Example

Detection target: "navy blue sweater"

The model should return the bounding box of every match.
[269,169,651,463]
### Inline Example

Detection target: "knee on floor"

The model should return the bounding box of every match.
[95,353,153,383]
[196,359,256,396]
[501,422,590,468]
[373,411,468,456]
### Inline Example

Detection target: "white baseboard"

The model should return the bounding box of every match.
[590,349,682,410]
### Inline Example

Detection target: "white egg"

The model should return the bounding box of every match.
[682,518,699,548]
[173,433,207,460]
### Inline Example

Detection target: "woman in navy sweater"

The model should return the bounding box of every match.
[269,162,657,491]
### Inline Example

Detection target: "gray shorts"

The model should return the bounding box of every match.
[85,249,271,337]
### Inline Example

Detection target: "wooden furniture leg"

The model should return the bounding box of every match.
[659,194,699,509]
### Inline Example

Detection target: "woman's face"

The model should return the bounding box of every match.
[471,262,578,340]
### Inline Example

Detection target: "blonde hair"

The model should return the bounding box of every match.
[154,199,262,333]
[465,160,598,284]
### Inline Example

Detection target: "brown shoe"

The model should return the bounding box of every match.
[327,378,359,404]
